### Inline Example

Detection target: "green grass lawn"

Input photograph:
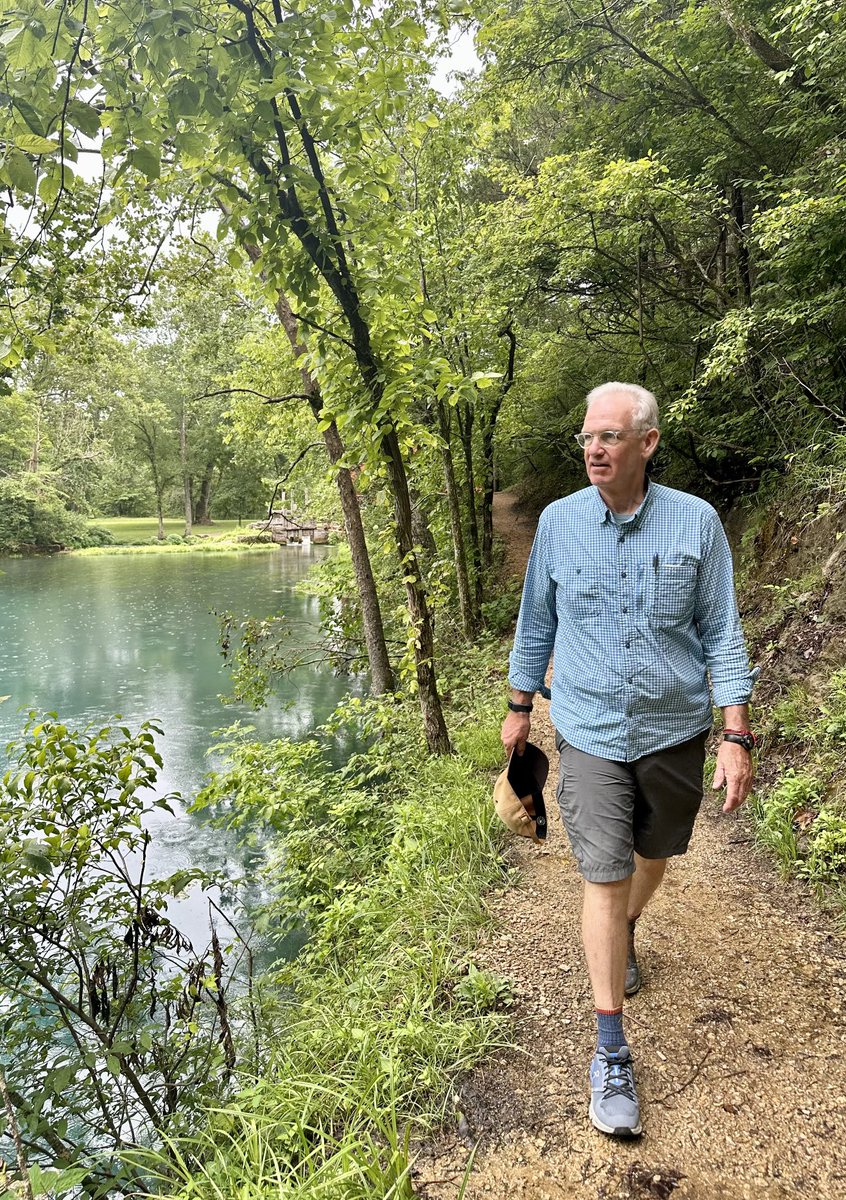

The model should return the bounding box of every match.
[87,517,260,544]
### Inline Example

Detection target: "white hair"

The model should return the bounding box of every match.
[585,382,660,430]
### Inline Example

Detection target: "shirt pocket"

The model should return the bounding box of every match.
[650,561,697,624]
[560,566,603,620]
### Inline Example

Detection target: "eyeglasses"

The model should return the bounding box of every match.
[575,429,646,449]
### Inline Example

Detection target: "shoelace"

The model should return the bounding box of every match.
[601,1055,637,1102]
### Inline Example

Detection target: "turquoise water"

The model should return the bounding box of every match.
[0,547,355,946]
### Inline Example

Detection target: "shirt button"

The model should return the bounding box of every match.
[625,641,631,648]
[622,606,628,613]
[621,571,627,578]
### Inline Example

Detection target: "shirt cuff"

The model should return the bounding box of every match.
[712,666,759,708]
[508,667,547,695]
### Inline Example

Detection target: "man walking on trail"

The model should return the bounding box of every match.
[501,382,756,1138]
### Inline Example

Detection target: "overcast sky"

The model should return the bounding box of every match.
[431,26,481,95]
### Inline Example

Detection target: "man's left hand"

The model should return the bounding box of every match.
[711,740,755,813]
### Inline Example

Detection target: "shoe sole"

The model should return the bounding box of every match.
[589,1098,642,1138]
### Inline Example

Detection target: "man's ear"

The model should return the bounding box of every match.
[643,428,661,460]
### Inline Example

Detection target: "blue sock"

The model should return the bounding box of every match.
[596,1007,626,1050]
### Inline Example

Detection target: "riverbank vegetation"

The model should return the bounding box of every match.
[0,646,512,1197]
[85,519,256,545]
[3,0,846,1190]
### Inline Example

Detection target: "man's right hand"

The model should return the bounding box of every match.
[501,710,531,757]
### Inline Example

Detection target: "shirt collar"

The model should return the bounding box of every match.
[590,477,655,526]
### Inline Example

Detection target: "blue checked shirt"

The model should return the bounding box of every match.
[509,482,756,762]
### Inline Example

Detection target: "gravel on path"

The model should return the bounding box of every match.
[413,492,846,1200]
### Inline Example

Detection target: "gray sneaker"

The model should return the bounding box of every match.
[589,1045,642,1137]
[625,919,642,997]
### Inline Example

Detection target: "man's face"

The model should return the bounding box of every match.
[580,392,658,494]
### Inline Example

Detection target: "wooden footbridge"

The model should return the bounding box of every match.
[252,509,334,545]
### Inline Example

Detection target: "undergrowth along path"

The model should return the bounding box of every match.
[414,491,846,1200]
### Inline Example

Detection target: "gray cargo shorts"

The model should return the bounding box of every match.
[554,729,709,883]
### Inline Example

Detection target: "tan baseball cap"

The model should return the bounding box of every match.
[493,742,549,843]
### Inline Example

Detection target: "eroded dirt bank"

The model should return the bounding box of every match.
[414,492,846,1200]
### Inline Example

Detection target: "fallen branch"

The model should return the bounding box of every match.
[653,1047,713,1105]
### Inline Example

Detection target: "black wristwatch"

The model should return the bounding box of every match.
[723,730,757,752]
[507,699,534,713]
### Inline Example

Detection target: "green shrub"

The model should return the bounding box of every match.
[797,808,846,892]
[481,575,523,635]
[768,685,813,743]
[166,664,512,1199]
[80,523,116,547]
[0,474,106,552]
[752,769,821,875]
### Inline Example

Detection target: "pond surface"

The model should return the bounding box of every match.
[0,547,355,947]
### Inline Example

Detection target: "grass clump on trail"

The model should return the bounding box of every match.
[142,646,512,1199]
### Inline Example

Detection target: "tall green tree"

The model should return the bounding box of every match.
[0,0,453,748]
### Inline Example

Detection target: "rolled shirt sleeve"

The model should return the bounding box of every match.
[695,509,758,707]
[508,516,558,694]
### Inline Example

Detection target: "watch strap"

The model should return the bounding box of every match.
[723,731,757,751]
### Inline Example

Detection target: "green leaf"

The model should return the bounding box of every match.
[176,130,206,162]
[4,151,37,195]
[10,27,53,70]
[13,132,58,155]
[106,1054,121,1075]
[170,78,201,117]
[131,144,161,180]
[23,852,52,877]
[38,171,60,205]
[67,99,102,139]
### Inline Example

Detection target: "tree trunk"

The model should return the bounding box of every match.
[437,399,477,638]
[381,424,451,754]
[155,487,165,541]
[410,488,438,561]
[179,408,193,537]
[457,402,484,616]
[194,465,214,525]
[730,183,752,305]
[267,282,395,697]
[480,327,517,570]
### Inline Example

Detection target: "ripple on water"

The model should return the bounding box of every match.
[0,549,360,947]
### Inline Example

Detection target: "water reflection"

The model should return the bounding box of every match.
[0,547,356,948]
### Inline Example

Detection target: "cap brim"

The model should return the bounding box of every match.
[493,768,548,843]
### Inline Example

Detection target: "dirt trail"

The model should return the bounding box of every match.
[415,492,846,1200]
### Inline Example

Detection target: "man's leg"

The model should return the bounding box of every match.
[582,876,642,1137]
[627,852,666,921]
[624,853,667,997]
[556,736,642,1137]
[583,877,630,1014]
